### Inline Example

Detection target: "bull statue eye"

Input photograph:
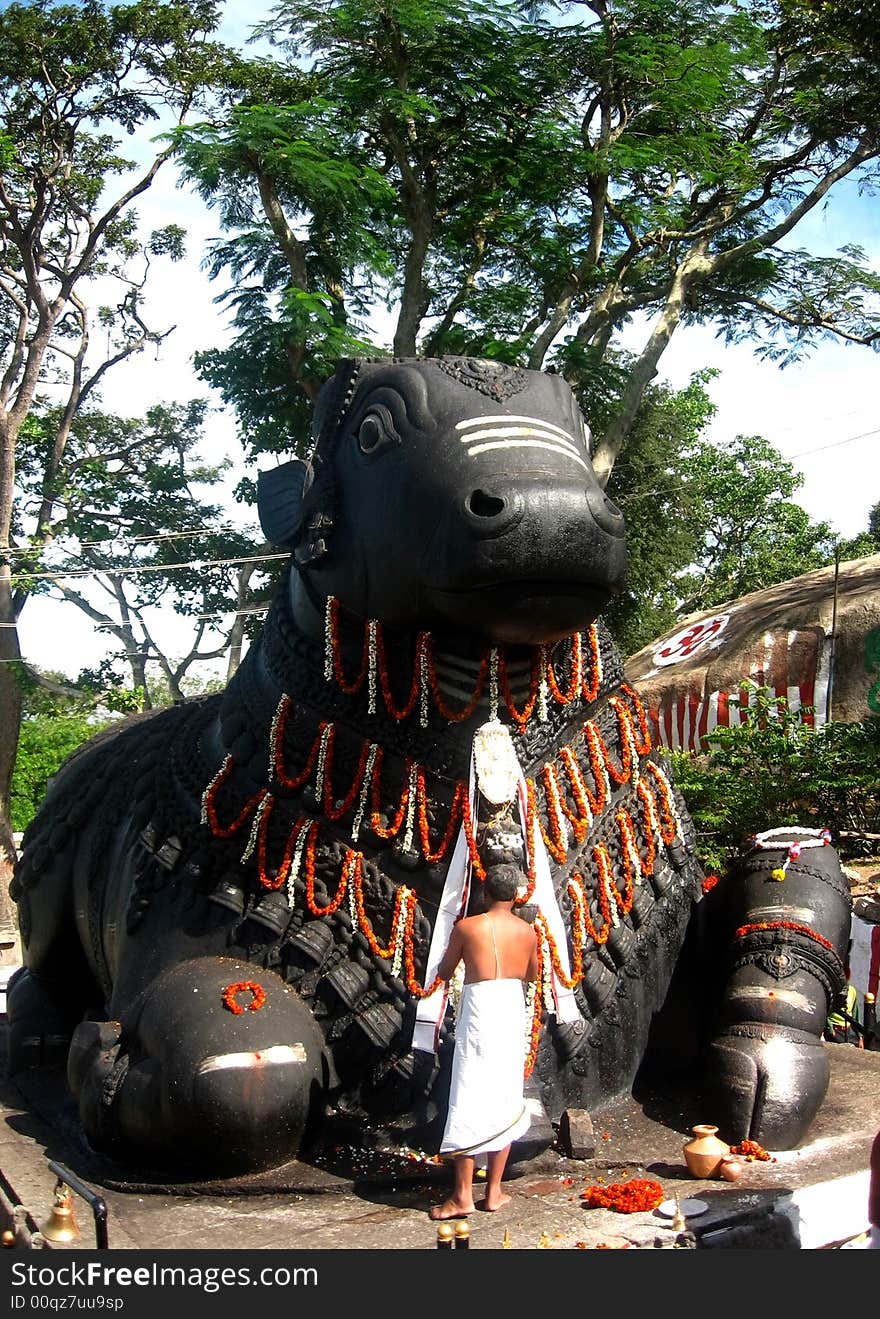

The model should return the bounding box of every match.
[357,414,385,454]
[355,404,400,456]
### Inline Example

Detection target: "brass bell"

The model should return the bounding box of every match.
[41,1182,80,1244]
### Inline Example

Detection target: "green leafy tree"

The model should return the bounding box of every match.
[671,684,880,872]
[0,0,229,887]
[174,0,880,470]
[837,500,880,563]
[671,434,837,616]
[14,400,269,706]
[582,365,720,654]
[10,699,112,836]
[574,365,837,655]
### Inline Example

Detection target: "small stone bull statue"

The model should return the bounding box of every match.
[8,358,852,1177]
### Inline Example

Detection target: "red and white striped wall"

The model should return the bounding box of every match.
[645,628,833,754]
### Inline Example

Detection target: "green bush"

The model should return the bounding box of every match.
[669,684,880,874]
[11,709,114,836]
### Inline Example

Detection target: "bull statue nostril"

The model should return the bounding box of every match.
[586,487,625,537]
[467,489,506,519]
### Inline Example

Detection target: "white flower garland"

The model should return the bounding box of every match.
[620,817,645,887]
[351,743,380,843]
[287,825,310,909]
[401,763,419,853]
[448,960,466,1020]
[419,641,430,728]
[323,595,334,681]
[367,618,378,714]
[602,865,621,928]
[537,645,549,722]
[489,647,500,722]
[314,723,334,805]
[240,794,271,863]
[390,886,410,979]
[611,698,641,787]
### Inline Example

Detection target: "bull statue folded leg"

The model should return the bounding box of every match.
[7,357,851,1176]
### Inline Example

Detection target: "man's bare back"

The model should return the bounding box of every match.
[437,901,538,985]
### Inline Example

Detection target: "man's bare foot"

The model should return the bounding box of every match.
[429,1199,474,1220]
[482,1191,511,1212]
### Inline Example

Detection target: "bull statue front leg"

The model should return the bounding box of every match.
[702,827,852,1149]
[66,958,327,1175]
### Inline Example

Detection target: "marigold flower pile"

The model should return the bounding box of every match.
[580,1178,665,1212]
[729,1139,774,1162]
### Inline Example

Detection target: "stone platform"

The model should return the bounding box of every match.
[1,991,876,1253]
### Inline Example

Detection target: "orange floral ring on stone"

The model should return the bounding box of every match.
[221,980,267,1016]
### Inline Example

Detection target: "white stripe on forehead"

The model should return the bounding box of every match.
[465,438,590,471]
[456,414,579,442]
[458,424,582,457]
[197,1044,308,1074]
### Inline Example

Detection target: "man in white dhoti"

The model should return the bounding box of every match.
[429,865,538,1219]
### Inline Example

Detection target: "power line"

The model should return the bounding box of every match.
[10,551,288,582]
[788,427,880,459]
[1,523,262,560]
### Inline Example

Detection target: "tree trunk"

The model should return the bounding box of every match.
[226,563,257,682]
[0,569,23,946]
[592,247,710,486]
[393,220,432,358]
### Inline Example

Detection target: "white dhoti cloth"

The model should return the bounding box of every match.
[439,978,531,1158]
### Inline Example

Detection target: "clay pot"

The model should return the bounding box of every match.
[719,1155,746,1183]
[682,1124,730,1179]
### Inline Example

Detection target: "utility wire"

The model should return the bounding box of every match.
[2,421,874,564]
[1,524,261,560]
[9,551,287,582]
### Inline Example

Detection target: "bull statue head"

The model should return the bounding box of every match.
[258,356,627,646]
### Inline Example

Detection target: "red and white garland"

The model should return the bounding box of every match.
[323,595,603,728]
[200,683,684,1010]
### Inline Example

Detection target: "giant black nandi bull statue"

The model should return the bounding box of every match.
[8,358,852,1177]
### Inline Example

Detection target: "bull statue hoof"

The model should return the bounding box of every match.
[702,827,852,1148]
[7,356,844,1178]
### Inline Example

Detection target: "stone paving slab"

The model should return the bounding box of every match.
[2,1023,877,1253]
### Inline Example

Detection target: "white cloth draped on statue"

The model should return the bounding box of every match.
[411,737,581,1056]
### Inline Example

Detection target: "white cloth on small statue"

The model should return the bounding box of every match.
[439,978,531,1159]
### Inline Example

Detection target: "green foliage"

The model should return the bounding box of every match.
[11,708,108,834]
[572,363,838,656]
[171,0,880,476]
[9,677,118,834]
[671,433,837,616]
[670,684,880,872]
[590,366,720,654]
[13,399,267,704]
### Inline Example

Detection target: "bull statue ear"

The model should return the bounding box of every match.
[257,460,309,547]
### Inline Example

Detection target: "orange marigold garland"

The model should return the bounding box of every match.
[734,920,835,952]
[201,756,268,839]
[524,935,544,1077]
[545,630,583,704]
[222,981,267,1015]
[402,888,443,999]
[325,596,606,729]
[580,1178,664,1213]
